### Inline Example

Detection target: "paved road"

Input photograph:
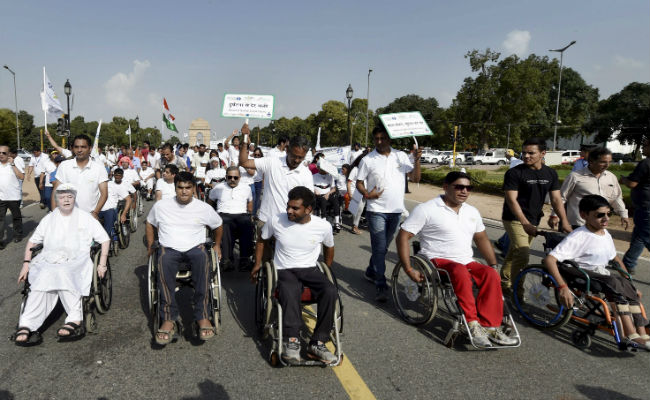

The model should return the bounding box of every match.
[1,199,648,400]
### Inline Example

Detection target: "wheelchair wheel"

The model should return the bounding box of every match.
[512,266,573,330]
[255,262,273,337]
[137,191,145,215]
[148,254,161,334]
[209,248,222,334]
[84,311,97,333]
[93,258,112,313]
[571,330,592,349]
[129,207,138,233]
[319,262,343,334]
[391,255,437,325]
[118,221,130,249]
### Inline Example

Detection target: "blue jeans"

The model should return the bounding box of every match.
[99,208,118,240]
[365,212,401,288]
[253,181,263,215]
[43,186,53,211]
[623,208,650,271]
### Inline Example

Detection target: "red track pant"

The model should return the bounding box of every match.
[433,258,503,327]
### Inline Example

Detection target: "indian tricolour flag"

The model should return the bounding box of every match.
[162,98,178,133]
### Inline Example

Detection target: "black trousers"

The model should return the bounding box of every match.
[35,176,45,205]
[315,194,339,219]
[0,200,23,240]
[278,267,337,343]
[158,244,211,321]
[219,213,254,262]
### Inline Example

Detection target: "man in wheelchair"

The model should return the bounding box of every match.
[13,184,110,345]
[396,171,517,347]
[544,194,650,350]
[250,186,338,364]
[146,171,223,345]
[99,168,133,249]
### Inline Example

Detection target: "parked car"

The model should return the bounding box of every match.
[452,152,474,165]
[561,150,581,164]
[17,149,32,164]
[434,151,453,164]
[469,148,509,165]
[420,149,439,163]
[611,153,634,163]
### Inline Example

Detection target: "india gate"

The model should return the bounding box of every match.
[188,118,210,146]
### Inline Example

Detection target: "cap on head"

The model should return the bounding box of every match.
[506,149,515,156]
[56,183,77,196]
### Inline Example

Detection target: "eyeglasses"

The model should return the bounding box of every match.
[0,152,7,155]
[595,211,613,218]
[452,184,473,192]
[226,176,239,180]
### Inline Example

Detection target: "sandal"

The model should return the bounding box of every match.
[351,227,362,235]
[11,327,43,347]
[197,322,215,341]
[155,322,177,346]
[56,322,85,342]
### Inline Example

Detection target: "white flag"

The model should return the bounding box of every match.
[125,124,131,136]
[40,67,65,120]
[91,120,103,158]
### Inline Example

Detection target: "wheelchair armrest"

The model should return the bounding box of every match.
[412,241,421,255]
[559,260,591,294]
[607,260,632,281]
[30,244,44,254]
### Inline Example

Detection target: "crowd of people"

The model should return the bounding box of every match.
[3,122,649,358]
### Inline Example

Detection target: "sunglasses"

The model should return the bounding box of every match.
[595,211,613,218]
[452,184,473,192]
[226,176,239,180]
[0,152,7,155]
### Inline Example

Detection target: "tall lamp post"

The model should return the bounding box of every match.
[64,79,72,135]
[3,65,20,149]
[346,84,353,147]
[549,40,576,151]
[365,69,372,147]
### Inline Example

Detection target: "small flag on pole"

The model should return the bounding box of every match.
[40,67,65,120]
[125,125,131,136]
[163,98,178,133]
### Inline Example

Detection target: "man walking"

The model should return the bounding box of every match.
[0,145,25,248]
[355,125,421,301]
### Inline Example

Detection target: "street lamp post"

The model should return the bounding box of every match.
[549,40,576,151]
[365,69,372,147]
[3,65,20,149]
[64,79,72,135]
[346,84,353,147]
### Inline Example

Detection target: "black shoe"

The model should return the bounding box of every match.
[13,235,23,243]
[375,287,388,303]
[0,241,5,250]
[363,270,375,283]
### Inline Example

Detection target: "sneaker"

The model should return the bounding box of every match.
[333,223,341,234]
[485,327,518,346]
[282,337,301,364]
[307,341,337,364]
[364,269,375,283]
[468,321,492,348]
[375,286,388,303]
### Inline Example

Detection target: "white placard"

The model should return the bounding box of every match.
[221,94,274,119]
[195,166,206,178]
[379,112,433,139]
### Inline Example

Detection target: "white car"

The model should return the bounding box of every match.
[561,150,581,164]
[433,151,453,164]
[420,150,439,163]
[17,149,32,164]
[469,148,509,165]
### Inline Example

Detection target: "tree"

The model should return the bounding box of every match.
[590,82,650,157]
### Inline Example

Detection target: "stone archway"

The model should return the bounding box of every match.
[189,118,210,147]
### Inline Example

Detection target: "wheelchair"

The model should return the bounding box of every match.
[391,241,521,349]
[147,240,222,341]
[13,242,112,341]
[512,231,649,351]
[254,260,344,366]
[112,200,131,252]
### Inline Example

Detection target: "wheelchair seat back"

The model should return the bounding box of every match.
[541,232,567,254]
[558,262,604,293]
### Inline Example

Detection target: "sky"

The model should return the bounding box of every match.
[1,0,648,141]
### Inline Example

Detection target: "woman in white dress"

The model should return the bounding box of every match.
[13,183,110,345]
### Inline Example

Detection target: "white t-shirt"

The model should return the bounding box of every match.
[312,173,335,196]
[255,155,314,222]
[268,147,286,159]
[120,168,140,186]
[61,148,73,158]
[102,180,135,211]
[208,182,253,214]
[42,159,57,188]
[549,226,617,276]
[348,167,362,198]
[357,148,413,213]
[55,158,109,212]
[205,168,226,184]
[147,198,222,252]
[218,150,229,166]
[139,167,155,182]
[336,174,347,195]
[191,153,210,169]
[262,213,334,270]
[401,196,485,265]
[29,154,47,176]
[349,149,363,165]
[239,167,255,186]
[155,179,176,200]
[0,161,24,201]
[107,152,117,167]
[149,152,161,169]
[228,146,240,166]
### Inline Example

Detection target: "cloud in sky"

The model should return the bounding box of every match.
[502,30,531,57]
[104,60,151,109]
[613,55,644,69]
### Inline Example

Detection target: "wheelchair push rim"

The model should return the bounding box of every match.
[391,255,437,326]
[513,266,573,330]
[254,262,273,337]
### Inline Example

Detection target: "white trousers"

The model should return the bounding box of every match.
[144,179,154,191]
[18,290,83,331]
